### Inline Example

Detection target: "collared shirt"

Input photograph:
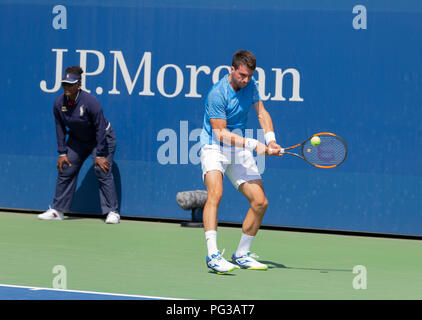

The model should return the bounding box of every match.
[200,74,261,147]
[53,90,111,156]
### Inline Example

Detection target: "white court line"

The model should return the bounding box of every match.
[0,283,186,300]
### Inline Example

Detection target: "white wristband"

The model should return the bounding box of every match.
[264,131,276,145]
[244,138,258,151]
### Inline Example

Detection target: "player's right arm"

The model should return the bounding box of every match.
[210,118,268,155]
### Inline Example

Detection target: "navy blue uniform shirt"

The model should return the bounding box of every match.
[53,90,110,157]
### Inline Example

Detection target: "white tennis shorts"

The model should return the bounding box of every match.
[200,144,262,189]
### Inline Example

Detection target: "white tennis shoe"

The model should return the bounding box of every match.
[38,207,64,220]
[105,211,120,224]
[231,252,268,270]
[206,250,239,274]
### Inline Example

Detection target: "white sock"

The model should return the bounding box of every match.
[236,233,255,257]
[205,230,218,256]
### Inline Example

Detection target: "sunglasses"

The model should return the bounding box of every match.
[61,82,78,88]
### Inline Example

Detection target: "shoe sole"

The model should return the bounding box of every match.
[207,266,239,274]
[243,266,268,270]
[38,216,64,220]
[232,261,268,270]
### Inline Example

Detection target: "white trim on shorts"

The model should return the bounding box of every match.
[200,144,261,189]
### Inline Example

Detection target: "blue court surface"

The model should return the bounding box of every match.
[0,284,179,300]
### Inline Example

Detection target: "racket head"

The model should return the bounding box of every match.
[300,133,347,168]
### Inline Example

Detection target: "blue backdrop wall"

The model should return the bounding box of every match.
[0,0,421,235]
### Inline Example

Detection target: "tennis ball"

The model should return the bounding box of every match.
[311,136,321,146]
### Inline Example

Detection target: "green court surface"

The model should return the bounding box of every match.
[0,211,421,300]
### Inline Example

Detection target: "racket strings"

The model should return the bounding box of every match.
[302,135,347,167]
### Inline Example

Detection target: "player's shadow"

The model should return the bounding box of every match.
[260,261,352,273]
[70,162,122,217]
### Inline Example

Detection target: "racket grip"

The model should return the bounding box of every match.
[269,148,284,154]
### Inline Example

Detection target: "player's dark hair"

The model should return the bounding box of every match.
[232,50,256,71]
[65,66,84,76]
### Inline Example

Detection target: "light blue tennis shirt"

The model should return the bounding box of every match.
[200,74,261,147]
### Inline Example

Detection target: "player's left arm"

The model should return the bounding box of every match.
[253,100,282,155]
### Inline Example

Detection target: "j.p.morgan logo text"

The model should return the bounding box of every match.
[40,49,304,102]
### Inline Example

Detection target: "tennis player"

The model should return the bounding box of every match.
[38,66,120,224]
[200,50,282,273]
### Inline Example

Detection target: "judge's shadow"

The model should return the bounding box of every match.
[70,162,122,216]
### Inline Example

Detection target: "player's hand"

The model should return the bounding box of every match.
[267,141,283,156]
[254,141,268,155]
[95,157,111,173]
[57,155,72,172]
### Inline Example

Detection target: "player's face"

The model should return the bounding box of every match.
[230,64,254,90]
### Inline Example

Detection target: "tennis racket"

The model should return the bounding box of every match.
[271,132,348,168]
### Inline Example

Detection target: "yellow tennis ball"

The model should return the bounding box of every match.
[311,136,321,146]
